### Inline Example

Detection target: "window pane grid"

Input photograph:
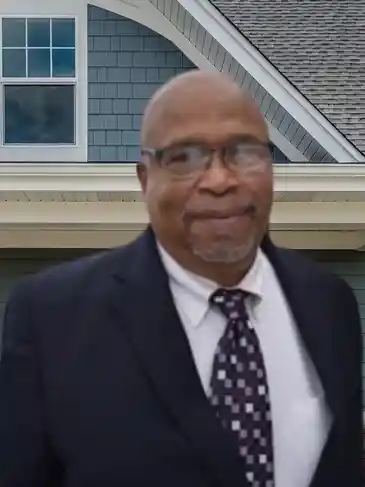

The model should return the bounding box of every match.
[2,49,76,79]
[0,16,77,146]
[1,17,75,79]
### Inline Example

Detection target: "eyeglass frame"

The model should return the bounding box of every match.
[140,137,274,178]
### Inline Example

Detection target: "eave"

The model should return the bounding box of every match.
[0,163,365,250]
[0,163,364,202]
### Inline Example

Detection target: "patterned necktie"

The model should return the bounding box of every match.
[209,288,275,487]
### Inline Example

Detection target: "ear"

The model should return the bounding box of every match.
[136,162,147,194]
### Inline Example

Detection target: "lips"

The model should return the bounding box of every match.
[187,204,255,220]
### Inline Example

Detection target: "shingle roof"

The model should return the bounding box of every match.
[210,0,365,155]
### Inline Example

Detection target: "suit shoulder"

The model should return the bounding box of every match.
[13,243,132,303]
[276,246,355,297]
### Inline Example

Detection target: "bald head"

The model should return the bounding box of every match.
[140,70,268,148]
[137,69,273,283]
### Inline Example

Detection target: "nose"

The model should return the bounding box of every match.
[197,153,239,195]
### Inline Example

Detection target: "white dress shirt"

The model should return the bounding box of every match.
[157,244,332,487]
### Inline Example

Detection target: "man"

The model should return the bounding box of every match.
[0,71,362,487]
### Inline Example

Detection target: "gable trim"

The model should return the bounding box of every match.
[178,0,365,162]
[91,0,306,161]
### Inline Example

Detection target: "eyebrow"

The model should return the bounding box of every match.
[154,134,271,151]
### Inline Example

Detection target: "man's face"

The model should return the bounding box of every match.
[138,90,273,265]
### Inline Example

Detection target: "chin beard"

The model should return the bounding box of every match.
[190,235,256,264]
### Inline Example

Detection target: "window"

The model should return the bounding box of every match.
[1,17,76,145]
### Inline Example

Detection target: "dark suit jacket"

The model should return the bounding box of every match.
[0,228,363,487]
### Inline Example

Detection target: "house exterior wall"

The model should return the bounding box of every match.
[87,5,195,162]
[87,5,290,163]
[0,1,292,162]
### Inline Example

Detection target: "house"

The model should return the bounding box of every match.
[0,0,364,401]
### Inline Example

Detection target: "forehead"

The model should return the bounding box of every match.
[148,94,268,149]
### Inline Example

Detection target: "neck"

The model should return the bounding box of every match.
[160,242,258,288]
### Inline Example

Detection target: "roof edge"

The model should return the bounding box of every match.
[177,0,365,162]
[0,162,364,195]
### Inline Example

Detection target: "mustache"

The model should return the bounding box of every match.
[183,203,256,220]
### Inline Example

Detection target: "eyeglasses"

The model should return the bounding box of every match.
[141,139,272,178]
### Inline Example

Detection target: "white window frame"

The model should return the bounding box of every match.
[0,0,87,162]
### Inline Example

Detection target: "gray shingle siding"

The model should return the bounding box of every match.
[211,0,365,155]
[87,5,195,162]
[87,5,290,162]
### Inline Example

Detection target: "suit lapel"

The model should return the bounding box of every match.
[261,235,343,419]
[109,228,248,487]
[107,229,342,486]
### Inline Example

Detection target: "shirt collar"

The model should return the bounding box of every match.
[157,242,265,328]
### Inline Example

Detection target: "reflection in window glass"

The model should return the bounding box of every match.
[4,84,75,144]
[52,49,75,77]
[27,18,50,47]
[28,49,51,77]
[2,49,26,77]
[52,19,75,47]
[2,18,26,47]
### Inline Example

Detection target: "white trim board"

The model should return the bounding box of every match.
[1,228,364,251]
[1,201,364,230]
[0,163,364,201]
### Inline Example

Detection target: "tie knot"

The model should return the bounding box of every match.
[210,288,248,320]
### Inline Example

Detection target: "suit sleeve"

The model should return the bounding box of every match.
[337,278,364,486]
[0,280,58,486]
